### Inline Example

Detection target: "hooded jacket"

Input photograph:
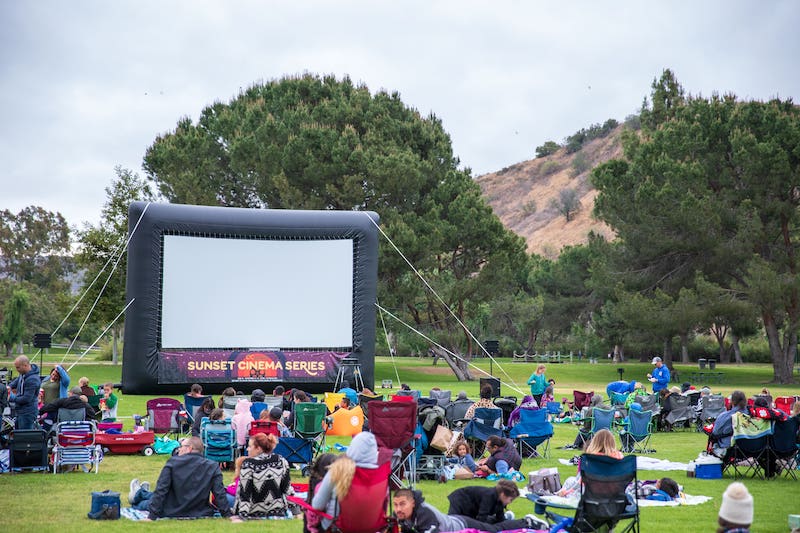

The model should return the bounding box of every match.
[41,365,71,400]
[312,432,379,527]
[397,490,464,533]
[231,399,254,446]
[39,395,96,420]
[9,363,41,418]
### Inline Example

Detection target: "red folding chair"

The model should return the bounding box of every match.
[368,400,418,488]
[288,461,391,533]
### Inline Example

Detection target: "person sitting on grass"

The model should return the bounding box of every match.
[232,432,293,521]
[717,482,753,533]
[477,435,522,475]
[129,437,231,519]
[447,440,478,473]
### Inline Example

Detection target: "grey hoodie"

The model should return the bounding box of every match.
[312,431,379,527]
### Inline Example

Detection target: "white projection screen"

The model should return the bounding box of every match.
[122,202,380,394]
[161,236,354,349]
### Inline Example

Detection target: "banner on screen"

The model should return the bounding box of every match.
[159,350,349,384]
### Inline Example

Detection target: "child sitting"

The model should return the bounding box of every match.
[305,453,337,533]
[447,441,478,473]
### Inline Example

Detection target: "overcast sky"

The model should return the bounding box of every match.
[1,1,798,230]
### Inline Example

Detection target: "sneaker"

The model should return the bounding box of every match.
[504,511,515,520]
[524,514,548,530]
[141,481,150,493]
[128,478,141,504]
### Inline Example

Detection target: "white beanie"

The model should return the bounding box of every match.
[719,482,753,526]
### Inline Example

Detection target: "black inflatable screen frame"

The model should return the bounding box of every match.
[121,201,379,394]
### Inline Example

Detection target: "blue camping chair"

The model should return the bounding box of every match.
[463,406,504,457]
[589,407,615,438]
[530,453,639,533]
[509,408,553,458]
[200,418,235,464]
[183,394,213,425]
[619,409,655,454]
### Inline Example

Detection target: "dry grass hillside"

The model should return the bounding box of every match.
[476,127,624,258]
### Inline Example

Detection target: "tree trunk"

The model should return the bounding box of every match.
[433,346,473,381]
[679,333,689,363]
[730,332,743,364]
[612,344,624,363]
[112,325,119,365]
[663,337,674,368]
[763,311,797,384]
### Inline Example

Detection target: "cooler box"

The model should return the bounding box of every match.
[695,462,722,479]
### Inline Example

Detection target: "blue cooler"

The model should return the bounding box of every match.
[695,462,722,479]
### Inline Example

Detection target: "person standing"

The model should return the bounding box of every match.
[41,364,71,403]
[646,357,670,393]
[526,364,548,405]
[99,382,118,421]
[8,356,42,430]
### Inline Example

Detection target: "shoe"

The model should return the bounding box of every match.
[504,511,515,520]
[129,478,141,504]
[141,481,150,493]
[524,514,548,530]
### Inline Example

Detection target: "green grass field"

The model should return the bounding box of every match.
[1,353,797,532]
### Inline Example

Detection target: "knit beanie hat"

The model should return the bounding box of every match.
[718,482,753,526]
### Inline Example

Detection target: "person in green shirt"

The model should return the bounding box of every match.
[526,364,548,405]
[100,382,118,421]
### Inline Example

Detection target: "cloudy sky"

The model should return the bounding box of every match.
[2,1,798,229]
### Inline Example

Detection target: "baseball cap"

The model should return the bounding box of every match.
[651,356,662,364]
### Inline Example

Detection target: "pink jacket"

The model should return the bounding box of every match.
[231,399,254,446]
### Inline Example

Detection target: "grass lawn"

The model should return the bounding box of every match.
[1,353,797,532]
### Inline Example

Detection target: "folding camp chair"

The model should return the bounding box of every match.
[770,416,800,480]
[183,394,213,425]
[572,390,594,412]
[695,395,726,430]
[275,436,314,474]
[462,406,504,457]
[724,412,772,480]
[619,410,655,454]
[357,392,384,428]
[200,418,235,465]
[394,389,421,401]
[636,394,660,418]
[663,394,694,430]
[145,397,183,437]
[293,402,330,458]
[368,400,418,488]
[545,401,563,420]
[288,461,392,533]
[588,408,615,439]
[530,454,639,533]
[248,419,281,439]
[509,407,553,458]
[86,394,103,421]
[52,420,100,474]
[222,394,249,418]
[9,428,49,473]
[444,398,473,429]
[250,396,283,419]
[429,389,452,409]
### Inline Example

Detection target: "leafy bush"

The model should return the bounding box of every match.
[624,113,641,131]
[535,141,561,158]
[522,200,537,215]
[540,160,561,176]
[571,152,590,176]
[564,118,619,153]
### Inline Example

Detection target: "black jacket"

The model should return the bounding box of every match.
[148,452,231,519]
[397,490,463,533]
[447,486,505,523]
[39,395,96,420]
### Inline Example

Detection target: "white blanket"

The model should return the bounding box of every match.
[558,457,689,471]
[537,493,712,508]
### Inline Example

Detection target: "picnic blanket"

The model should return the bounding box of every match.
[121,507,150,520]
[558,457,689,471]
[536,492,711,509]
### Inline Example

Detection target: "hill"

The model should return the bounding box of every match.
[476,126,624,258]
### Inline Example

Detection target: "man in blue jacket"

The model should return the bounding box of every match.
[9,356,42,429]
[646,357,670,393]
